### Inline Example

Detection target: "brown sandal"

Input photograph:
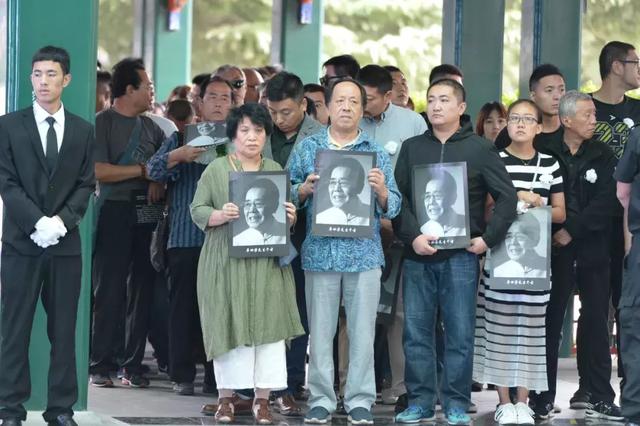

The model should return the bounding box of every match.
[253,398,273,424]
[215,397,235,424]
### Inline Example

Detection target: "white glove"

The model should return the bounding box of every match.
[31,216,67,248]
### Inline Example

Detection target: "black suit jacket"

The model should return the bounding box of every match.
[0,106,95,256]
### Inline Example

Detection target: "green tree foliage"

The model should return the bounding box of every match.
[97,0,134,68]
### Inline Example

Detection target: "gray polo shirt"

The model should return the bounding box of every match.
[359,102,428,170]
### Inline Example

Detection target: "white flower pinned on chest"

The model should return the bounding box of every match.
[624,118,635,129]
[384,141,399,156]
[585,168,598,184]
[539,174,553,185]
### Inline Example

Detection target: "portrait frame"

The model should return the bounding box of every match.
[184,121,230,165]
[487,207,552,291]
[312,150,376,238]
[228,170,290,258]
[412,162,470,249]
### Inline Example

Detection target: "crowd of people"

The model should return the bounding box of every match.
[1,39,640,426]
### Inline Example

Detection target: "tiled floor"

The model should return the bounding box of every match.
[47,357,622,426]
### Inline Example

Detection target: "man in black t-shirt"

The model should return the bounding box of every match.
[590,41,640,394]
[90,58,166,389]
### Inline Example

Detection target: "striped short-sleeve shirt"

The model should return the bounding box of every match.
[499,150,563,205]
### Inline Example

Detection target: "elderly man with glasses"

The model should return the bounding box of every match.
[214,64,246,106]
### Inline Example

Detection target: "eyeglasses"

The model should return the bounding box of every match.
[319,75,344,87]
[507,115,538,125]
[229,79,245,89]
[243,201,265,210]
[619,59,640,69]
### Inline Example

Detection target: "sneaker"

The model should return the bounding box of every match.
[293,384,309,401]
[446,407,471,425]
[305,406,332,424]
[494,403,517,425]
[395,405,436,423]
[172,382,194,395]
[273,393,303,416]
[514,402,534,425]
[121,374,149,388]
[585,401,625,422]
[90,373,113,388]
[467,402,478,414]
[394,393,409,415]
[569,388,591,409]
[347,407,374,425]
[530,402,554,420]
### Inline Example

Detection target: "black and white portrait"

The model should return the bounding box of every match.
[312,150,376,238]
[185,122,230,165]
[413,162,470,249]
[229,171,290,258]
[488,207,551,291]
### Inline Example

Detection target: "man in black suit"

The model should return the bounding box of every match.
[0,46,95,426]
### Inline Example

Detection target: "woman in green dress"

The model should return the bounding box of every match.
[190,103,303,424]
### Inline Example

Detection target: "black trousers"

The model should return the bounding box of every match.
[620,237,640,421]
[608,216,625,379]
[90,201,155,375]
[0,252,81,422]
[167,247,206,383]
[532,241,614,406]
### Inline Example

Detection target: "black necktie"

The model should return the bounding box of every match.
[45,116,58,173]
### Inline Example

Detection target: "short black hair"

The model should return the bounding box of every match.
[305,96,317,118]
[265,71,304,103]
[244,178,280,215]
[111,57,145,99]
[166,99,194,122]
[599,41,636,80]
[428,64,463,84]
[325,78,367,109]
[199,75,235,103]
[304,83,325,96]
[226,103,274,140]
[97,70,111,85]
[383,65,402,74]
[192,73,210,87]
[427,78,466,103]
[357,64,393,95]
[32,46,71,75]
[529,64,564,91]
[323,54,361,78]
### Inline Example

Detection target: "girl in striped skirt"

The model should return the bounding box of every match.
[473,99,566,425]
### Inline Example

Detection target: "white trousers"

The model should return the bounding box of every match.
[213,340,287,390]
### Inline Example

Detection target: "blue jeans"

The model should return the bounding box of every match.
[402,252,478,412]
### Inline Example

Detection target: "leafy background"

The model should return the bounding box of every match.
[98,0,640,112]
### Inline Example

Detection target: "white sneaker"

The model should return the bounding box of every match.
[495,403,517,425]
[514,402,534,425]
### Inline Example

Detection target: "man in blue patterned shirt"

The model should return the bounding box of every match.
[288,78,401,425]
[146,76,234,396]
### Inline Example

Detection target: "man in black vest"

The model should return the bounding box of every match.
[0,46,95,426]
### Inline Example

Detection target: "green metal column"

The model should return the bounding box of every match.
[153,0,192,101]
[442,0,505,120]
[6,0,98,410]
[275,0,323,85]
[519,0,582,95]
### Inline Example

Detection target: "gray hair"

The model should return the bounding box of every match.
[559,90,592,119]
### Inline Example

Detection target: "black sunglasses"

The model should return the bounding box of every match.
[229,79,245,89]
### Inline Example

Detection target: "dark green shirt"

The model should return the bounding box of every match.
[270,123,302,168]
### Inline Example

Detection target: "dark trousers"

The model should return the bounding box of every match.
[532,241,614,406]
[0,252,81,422]
[90,201,155,375]
[167,247,206,383]
[609,216,625,379]
[148,272,169,369]
[620,238,640,421]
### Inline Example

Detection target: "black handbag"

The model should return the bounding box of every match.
[150,206,169,272]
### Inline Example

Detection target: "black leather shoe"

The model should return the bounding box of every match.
[1,419,22,426]
[47,414,77,426]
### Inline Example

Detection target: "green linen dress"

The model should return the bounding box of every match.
[190,155,304,360]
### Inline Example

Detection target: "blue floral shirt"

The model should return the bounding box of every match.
[287,128,401,273]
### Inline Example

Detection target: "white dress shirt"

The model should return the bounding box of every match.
[33,101,65,154]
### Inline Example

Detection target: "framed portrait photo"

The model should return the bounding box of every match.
[312,150,376,238]
[184,122,230,165]
[228,171,290,258]
[412,162,470,249]
[487,207,552,291]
